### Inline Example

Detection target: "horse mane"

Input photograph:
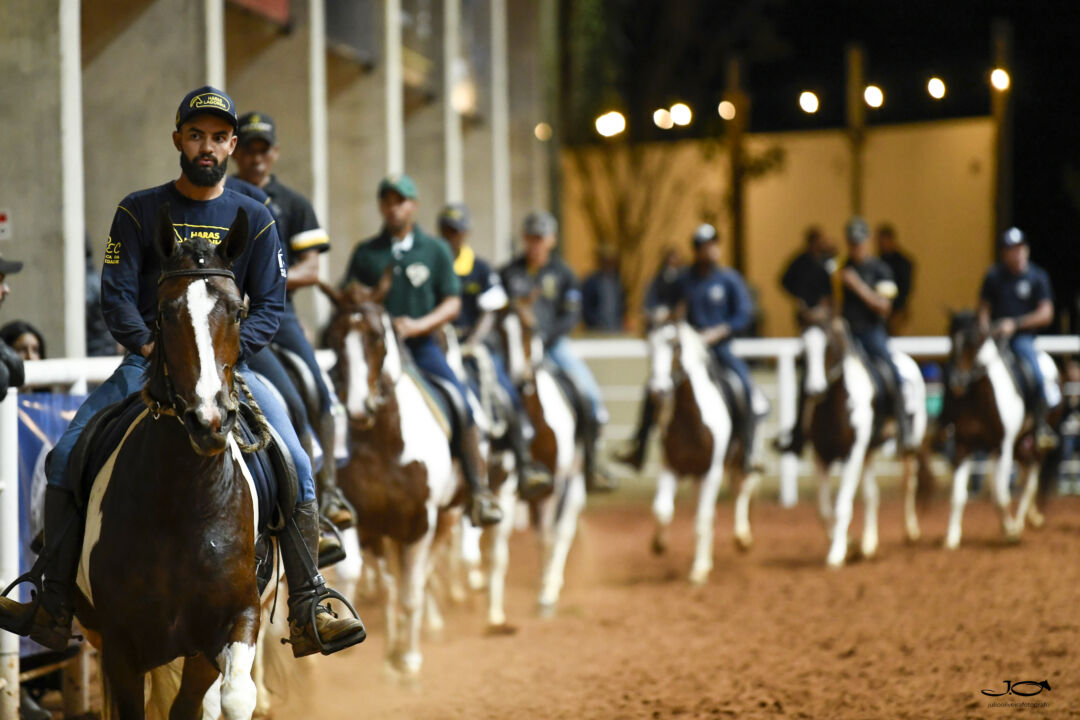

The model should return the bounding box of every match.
[676,322,712,371]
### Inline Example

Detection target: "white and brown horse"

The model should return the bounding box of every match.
[801,318,929,567]
[940,311,1061,548]
[486,296,586,622]
[321,277,458,676]
[644,319,761,585]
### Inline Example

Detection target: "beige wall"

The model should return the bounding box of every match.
[561,117,994,337]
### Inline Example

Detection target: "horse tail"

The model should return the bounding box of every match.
[1037,442,1064,504]
[914,439,936,507]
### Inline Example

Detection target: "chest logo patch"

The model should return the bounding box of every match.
[1016,279,1031,299]
[542,274,559,299]
[405,262,431,287]
[709,285,725,303]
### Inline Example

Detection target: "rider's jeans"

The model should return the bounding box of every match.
[546,337,609,424]
[46,353,149,489]
[275,304,332,415]
[709,341,753,406]
[1010,334,1047,401]
[853,325,903,389]
[407,334,475,425]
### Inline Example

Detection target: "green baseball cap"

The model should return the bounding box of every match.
[377,173,418,200]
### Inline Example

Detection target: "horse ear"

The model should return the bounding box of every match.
[154,203,178,260]
[218,208,249,264]
[373,265,394,305]
[317,280,345,309]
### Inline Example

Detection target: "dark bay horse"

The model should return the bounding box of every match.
[801,317,929,567]
[76,207,261,719]
[941,311,1061,548]
[643,319,760,585]
[320,278,459,676]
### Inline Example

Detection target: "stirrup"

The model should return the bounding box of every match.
[321,488,356,530]
[281,587,366,656]
[0,554,47,637]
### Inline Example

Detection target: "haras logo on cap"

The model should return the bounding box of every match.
[241,114,273,133]
[191,92,231,112]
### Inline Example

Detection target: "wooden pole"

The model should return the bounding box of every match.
[725,56,748,273]
[845,44,865,216]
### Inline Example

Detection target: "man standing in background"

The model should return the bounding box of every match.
[876,223,914,335]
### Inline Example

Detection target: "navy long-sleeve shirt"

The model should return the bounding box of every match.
[501,255,582,346]
[678,265,754,338]
[101,182,286,360]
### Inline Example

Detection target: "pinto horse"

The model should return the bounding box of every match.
[940,311,1061,548]
[644,319,761,585]
[489,296,586,621]
[75,207,262,719]
[320,277,458,676]
[801,317,929,567]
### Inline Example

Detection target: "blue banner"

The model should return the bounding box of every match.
[15,393,84,656]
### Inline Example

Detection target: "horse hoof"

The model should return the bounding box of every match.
[468,568,487,591]
[688,567,711,586]
[536,602,557,620]
[905,528,921,543]
[485,622,518,637]
[943,536,960,551]
[1028,511,1046,529]
[733,533,753,553]
[396,651,423,677]
[651,535,668,556]
[860,544,878,560]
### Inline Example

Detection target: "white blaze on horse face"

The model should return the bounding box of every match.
[503,314,526,381]
[344,327,371,418]
[381,312,403,382]
[647,324,675,394]
[803,326,828,395]
[187,280,223,425]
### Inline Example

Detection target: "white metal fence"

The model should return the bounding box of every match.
[1,334,1078,714]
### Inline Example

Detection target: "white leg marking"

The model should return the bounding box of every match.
[733,471,759,550]
[860,464,879,558]
[945,458,973,549]
[187,280,223,425]
[216,642,257,720]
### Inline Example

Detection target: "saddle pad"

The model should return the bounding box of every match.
[404,366,453,438]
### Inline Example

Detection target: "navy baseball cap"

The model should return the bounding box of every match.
[691,223,718,247]
[0,254,22,275]
[175,86,238,130]
[237,111,276,146]
[1000,227,1027,247]
[438,203,471,232]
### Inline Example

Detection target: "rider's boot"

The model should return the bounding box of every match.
[315,412,356,530]
[773,388,807,455]
[281,500,366,657]
[460,425,504,527]
[1034,394,1058,450]
[510,414,553,501]
[894,388,914,452]
[583,414,619,494]
[613,390,656,472]
[0,485,81,651]
[742,405,759,474]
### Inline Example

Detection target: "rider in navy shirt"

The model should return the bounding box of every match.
[978,227,1056,446]
[0,87,365,658]
[679,224,760,472]
[840,216,912,449]
[436,203,553,499]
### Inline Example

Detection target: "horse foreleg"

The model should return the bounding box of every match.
[689,463,724,586]
[860,463,880,559]
[826,444,867,568]
[733,470,759,552]
[332,527,364,605]
[101,647,146,720]
[651,467,678,555]
[993,441,1017,537]
[167,654,220,720]
[146,660,183,720]
[538,473,586,616]
[1010,463,1041,541]
[212,606,260,720]
[945,457,973,549]
[901,453,921,542]
[377,544,401,668]
[483,476,518,629]
[458,513,485,595]
[397,531,435,676]
[815,459,833,540]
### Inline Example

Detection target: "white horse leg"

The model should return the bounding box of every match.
[538,473,586,615]
[332,527,364,605]
[377,546,400,668]
[461,515,486,593]
[689,464,724,585]
[902,454,921,542]
[860,463,879,559]
[483,476,518,629]
[651,467,678,555]
[201,676,222,720]
[816,459,834,539]
[826,444,867,568]
[733,470,760,552]
[993,442,1017,537]
[398,532,434,676]
[945,458,973,549]
[1010,464,1040,541]
[216,641,258,720]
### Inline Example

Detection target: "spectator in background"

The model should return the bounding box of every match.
[780,225,836,328]
[643,247,684,317]
[876,223,914,334]
[581,244,626,331]
[85,234,117,357]
[0,321,50,393]
[0,253,27,403]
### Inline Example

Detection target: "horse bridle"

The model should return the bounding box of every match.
[145,266,239,420]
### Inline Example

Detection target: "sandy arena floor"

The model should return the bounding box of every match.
[259,491,1080,719]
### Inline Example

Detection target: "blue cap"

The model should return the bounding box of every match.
[1000,227,1026,247]
[438,203,471,232]
[175,86,238,130]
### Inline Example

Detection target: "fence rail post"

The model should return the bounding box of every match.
[777,348,800,507]
[0,390,20,720]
